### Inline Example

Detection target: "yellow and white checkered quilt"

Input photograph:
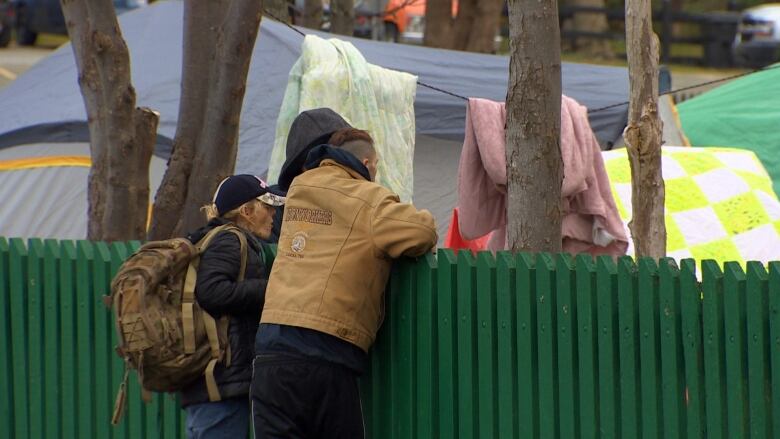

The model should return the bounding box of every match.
[603,147,780,266]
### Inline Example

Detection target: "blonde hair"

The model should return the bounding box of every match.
[200,200,256,223]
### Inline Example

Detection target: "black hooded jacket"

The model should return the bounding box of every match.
[267,108,352,243]
[179,218,269,406]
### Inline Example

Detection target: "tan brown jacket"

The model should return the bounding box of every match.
[261,159,438,351]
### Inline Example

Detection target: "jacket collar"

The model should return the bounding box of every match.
[304,144,372,181]
[319,159,370,181]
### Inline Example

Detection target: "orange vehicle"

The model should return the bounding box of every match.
[382,0,458,43]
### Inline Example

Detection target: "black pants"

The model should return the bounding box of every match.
[251,354,365,439]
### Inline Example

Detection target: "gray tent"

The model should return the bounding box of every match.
[0,0,632,241]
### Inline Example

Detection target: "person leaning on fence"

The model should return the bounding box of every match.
[266,107,352,243]
[250,128,438,438]
[180,174,285,439]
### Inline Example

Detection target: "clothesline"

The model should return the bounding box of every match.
[262,9,779,113]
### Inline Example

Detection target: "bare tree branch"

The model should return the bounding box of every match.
[624,0,666,259]
[148,0,230,240]
[61,0,159,241]
[172,0,265,237]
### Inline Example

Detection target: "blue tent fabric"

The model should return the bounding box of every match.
[0,0,629,178]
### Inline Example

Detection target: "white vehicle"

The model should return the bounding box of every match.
[733,3,780,67]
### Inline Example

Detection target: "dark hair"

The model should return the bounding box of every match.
[328,128,373,146]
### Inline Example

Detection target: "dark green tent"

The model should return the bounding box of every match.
[678,65,780,196]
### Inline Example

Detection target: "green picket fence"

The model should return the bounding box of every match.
[2,237,779,438]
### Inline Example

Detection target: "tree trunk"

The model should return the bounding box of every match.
[149,0,263,239]
[505,0,563,253]
[624,0,666,259]
[424,0,452,49]
[147,0,229,240]
[464,0,503,53]
[303,0,323,29]
[265,0,290,22]
[61,0,159,241]
[571,0,614,58]
[330,0,354,36]
[452,0,476,50]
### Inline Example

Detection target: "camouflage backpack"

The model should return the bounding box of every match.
[105,224,247,424]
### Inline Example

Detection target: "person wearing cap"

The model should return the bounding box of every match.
[179,174,285,439]
[265,108,352,243]
[251,128,437,438]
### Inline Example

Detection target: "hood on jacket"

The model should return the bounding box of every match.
[278,108,352,191]
[304,144,372,182]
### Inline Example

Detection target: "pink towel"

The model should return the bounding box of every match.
[457,96,628,256]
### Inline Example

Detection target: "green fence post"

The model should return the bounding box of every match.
[109,242,134,438]
[0,238,14,439]
[769,262,780,439]
[679,259,705,439]
[536,253,558,439]
[556,253,578,439]
[436,249,458,438]
[456,250,477,439]
[745,262,769,439]
[723,262,748,439]
[516,253,538,438]
[415,253,437,439]
[476,251,497,439]
[659,259,685,439]
[367,281,391,439]
[391,258,416,438]
[637,258,661,439]
[701,261,726,439]
[59,241,78,439]
[26,239,45,439]
[575,254,597,439]
[43,240,62,439]
[92,241,115,439]
[76,241,96,439]
[496,251,517,438]
[596,256,620,439]
[617,257,640,439]
[9,238,30,439]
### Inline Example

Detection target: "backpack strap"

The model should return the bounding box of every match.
[180,224,248,401]
[203,226,247,401]
[181,224,241,354]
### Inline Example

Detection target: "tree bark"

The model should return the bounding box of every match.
[571,0,614,58]
[330,0,354,36]
[61,0,159,241]
[423,0,452,49]
[464,0,503,53]
[265,0,290,22]
[624,0,666,259]
[171,0,264,237]
[303,0,323,29]
[149,0,263,239]
[505,0,563,253]
[147,0,229,240]
[452,0,476,50]
[451,0,502,53]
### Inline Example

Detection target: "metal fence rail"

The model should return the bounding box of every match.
[1,237,779,438]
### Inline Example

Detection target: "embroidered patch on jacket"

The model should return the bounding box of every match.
[291,231,308,254]
[285,207,333,225]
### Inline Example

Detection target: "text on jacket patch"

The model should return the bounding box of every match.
[285,207,333,225]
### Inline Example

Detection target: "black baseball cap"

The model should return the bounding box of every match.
[213,175,286,216]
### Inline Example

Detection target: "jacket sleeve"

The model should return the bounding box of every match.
[194,232,266,317]
[371,194,438,258]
